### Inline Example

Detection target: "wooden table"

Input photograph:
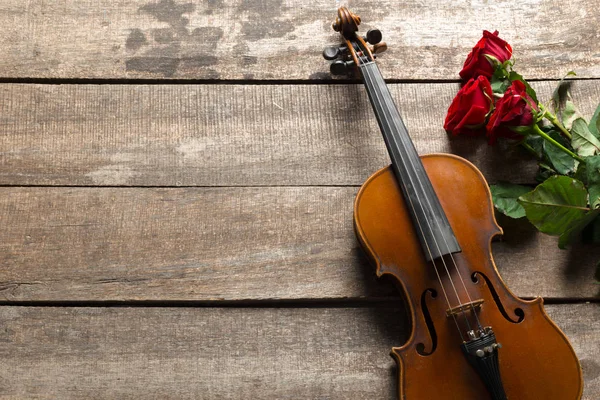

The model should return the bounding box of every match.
[0,0,598,398]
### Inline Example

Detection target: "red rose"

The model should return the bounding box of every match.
[459,30,512,80]
[486,80,538,144]
[444,76,493,136]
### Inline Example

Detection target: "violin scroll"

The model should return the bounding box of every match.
[331,7,361,38]
[323,7,388,76]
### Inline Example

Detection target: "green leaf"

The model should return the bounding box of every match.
[573,160,587,185]
[585,155,600,209]
[561,100,580,130]
[535,163,558,183]
[526,135,544,158]
[490,183,532,218]
[543,129,575,175]
[551,73,580,129]
[508,71,538,103]
[492,59,509,79]
[490,63,510,95]
[518,176,589,235]
[589,102,600,139]
[571,118,600,157]
[558,209,600,248]
[491,79,510,95]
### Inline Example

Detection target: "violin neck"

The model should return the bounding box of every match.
[359,61,461,261]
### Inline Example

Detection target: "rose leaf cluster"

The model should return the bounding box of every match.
[445,30,600,280]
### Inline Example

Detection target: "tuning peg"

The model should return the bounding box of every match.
[372,42,388,54]
[322,46,347,60]
[322,46,340,60]
[330,60,355,76]
[365,29,382,45]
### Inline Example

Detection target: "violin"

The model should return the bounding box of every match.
[324,7,583,400]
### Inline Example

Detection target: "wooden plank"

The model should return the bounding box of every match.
[0,304,596,399]
[0,0,598,80]
[1,80,599,186]
[1,187,598,301]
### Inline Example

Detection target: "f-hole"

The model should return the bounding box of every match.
[416,288,438,356]
[472,272,524,323]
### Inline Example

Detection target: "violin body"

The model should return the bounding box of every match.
[354,154,583,399]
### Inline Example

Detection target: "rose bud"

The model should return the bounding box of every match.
[444,76,494,137]
[486,80,539,145]
[459,30,512,80]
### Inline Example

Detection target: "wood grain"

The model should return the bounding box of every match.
[0,0,598,80]
[1,186,598,301]
[0,304,596,399]
[1,1,596,396]
[1,80,599,187]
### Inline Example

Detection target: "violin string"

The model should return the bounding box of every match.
[360,41,483,331]
[400,147,484,331]
[359,62,468,339]
[357,47,482,336]
[359,49,483,333]
[359,47,484,332]
[356,49,468,341]
[426,231,484,331]
[354,50,461,318]
[361,66,473,335]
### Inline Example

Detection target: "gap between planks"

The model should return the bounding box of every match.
[0,297,597,309]
[0,77,598,86]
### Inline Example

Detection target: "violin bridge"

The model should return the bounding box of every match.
[446,299,484,317]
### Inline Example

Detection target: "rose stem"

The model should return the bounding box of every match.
[533,124,583,162]
[538,103,572,139]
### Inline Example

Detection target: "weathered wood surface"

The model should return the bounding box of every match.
[0,304,596,399]
[0,0,597,397]
[1,80,599,187]
[0,0,598,80]
[1,187,598,301]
